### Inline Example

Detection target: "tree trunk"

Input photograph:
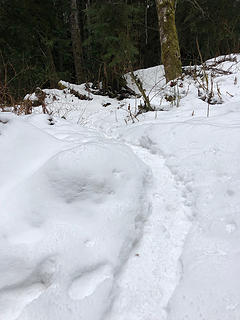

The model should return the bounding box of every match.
[155,0,182,82]
[46,45,58,88]
[70,0,85,84]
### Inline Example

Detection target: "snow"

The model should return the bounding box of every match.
[0,115,150,320]
[1,54,240,320]
[116,111,240,319]
[105,145,192,320]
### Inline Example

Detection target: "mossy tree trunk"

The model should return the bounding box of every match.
[155,0,182,82]
[70,0,85,84]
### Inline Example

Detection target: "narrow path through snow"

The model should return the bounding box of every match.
[106,144,193,320]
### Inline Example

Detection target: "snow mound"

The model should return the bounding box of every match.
[0,117,150,320]
[125,65,166,93]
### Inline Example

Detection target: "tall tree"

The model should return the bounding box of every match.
[85,0,140,93]
[155,0,182,82]
[176,0,240,64]
[70,0,85,84]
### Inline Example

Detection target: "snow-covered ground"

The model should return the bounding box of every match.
[1,54,240,320]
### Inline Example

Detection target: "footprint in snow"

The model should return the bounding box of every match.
[68,264,113,301]
[0,256,56,320]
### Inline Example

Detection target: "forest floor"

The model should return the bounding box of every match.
[1,54,240,320]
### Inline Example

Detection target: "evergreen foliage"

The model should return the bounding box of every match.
[0,0,239,101]
[176,0,240,64]
[84,0,142,92]
[0,0,72,100]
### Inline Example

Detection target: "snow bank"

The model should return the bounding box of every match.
[0,115,150,320]
[115,100,240,319]
[125,65,166,93]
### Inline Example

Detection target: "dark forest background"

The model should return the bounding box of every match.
[0,0,240,101]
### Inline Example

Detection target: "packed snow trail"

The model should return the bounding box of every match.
[113,115,240,320]
[0,113,193,320]
[105,143,192,320]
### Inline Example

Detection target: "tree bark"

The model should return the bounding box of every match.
[155,0,182,82]
[46,45,58,88]
[70,0,85,84]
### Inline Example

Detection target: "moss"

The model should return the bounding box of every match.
[156,0,182,82]
[58,82,67,90]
